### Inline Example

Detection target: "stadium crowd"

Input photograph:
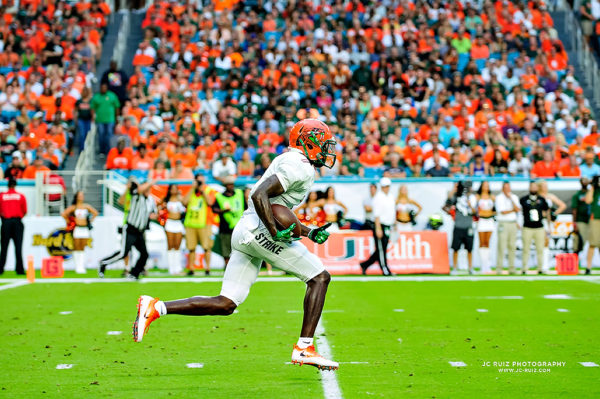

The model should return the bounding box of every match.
[0,0,110,179]
[92,0,600,182]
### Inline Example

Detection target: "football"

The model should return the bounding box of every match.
[271,203,302,238]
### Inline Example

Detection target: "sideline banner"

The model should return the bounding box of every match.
[301,230,450,275]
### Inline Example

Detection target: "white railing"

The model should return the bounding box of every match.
[74,122,98,185]
[558,3,600,113]
[113,10,131,69]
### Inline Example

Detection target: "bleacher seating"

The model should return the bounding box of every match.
[0,0,111,177]
[98,0,600,180]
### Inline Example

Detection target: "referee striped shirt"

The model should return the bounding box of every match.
[127,192,157,231]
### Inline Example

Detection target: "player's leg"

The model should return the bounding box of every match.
[13,220,25,274]
[360,229,380,273]
[377,231,391,276]
[258,240,339,370]
[200,226,213,275]
[300,270,331,338]
[521,227,532,274]
[167,250,261,315]
[132,249,261,342]
[129,231,149,278]
[185,227,197,275]
[0,221,11,274]
[99,225,134,276]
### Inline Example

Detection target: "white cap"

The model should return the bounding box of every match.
[408,139,419,147]
[565,76,575,83]
[380,177,392,187]
[401,104,411,111]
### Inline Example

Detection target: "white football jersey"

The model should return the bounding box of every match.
[248,148,315,212]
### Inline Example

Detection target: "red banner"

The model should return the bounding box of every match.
[301,230,450,275]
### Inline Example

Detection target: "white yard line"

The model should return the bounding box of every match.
[316,319,343,399]
[0,280,28,291]
[2,275,599,284]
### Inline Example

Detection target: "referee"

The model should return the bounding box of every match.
[0,178,27,275]
[360,177,395,276]
[99,180,157,279]
[520,181,549,275]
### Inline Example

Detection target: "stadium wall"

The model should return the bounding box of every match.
[2,178,597,273]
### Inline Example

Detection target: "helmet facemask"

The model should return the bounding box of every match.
[299,132,337,169]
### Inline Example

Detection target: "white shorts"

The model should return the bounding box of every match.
[477,218,496,233]
[397,222,413,232]
[220,213,325,306]
[165,219,184,234]
[73,226,90,239]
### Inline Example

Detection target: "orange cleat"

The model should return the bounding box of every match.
[133,295,160,342]
[291,344,339,371]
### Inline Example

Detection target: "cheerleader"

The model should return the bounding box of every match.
[296,191,325,226]
[161,184,186,275]
[538,180,566,272]
[62,191,98,274]
[475,181,495,273]
[395,185,422,231]
[322,187,348,225]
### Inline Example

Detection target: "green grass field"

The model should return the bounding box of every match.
[1,277,599,398]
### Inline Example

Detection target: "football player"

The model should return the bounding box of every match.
[133,119,339,370]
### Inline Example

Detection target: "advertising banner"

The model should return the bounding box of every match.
[301,230,450,275]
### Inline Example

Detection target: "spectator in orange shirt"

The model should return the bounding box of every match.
[403,139,424,176]
[37,87,57,121]
[359,143,384,167]
[170,159,194,179]
[558,154,581,177]
[371,96,396,120]
[531,150,559,178]
[22,157,50,179]
[125,98,146,123]
[130,146,154,170]
[470,36,490,60]
[106,138,133,170]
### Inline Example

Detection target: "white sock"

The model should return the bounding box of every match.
[543,248,550,271]
[155,300,167,316]
[74,251,85,274]
[297,337,314,349]
[479,248,490,272]
[173,250,182,274]
[167,250,175,274]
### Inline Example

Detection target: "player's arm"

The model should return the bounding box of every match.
[251,175,286,237]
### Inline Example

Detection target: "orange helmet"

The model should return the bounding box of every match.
[289,119,337,168]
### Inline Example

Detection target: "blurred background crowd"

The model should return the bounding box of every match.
[0,0,598,183]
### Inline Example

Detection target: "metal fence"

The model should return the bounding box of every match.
[558,1,600,113]
[32,170,108,216]
[113,10,131,69]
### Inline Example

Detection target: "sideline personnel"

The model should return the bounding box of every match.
[495,181,520,274]
[360,177,395,276]
[213,176,246,267]
[99,180,157,279]
[0,178,27,275]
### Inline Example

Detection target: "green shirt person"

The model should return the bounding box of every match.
[91,83,120,124]
[451,34,472,54]
[584,177,600,274]
[571,179,591,253]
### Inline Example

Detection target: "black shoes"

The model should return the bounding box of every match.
[359,262,367,275]
[585,268,591,275]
